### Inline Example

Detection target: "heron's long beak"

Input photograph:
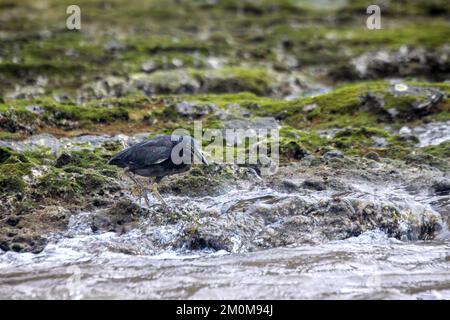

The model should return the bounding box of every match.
[191,142,208,165]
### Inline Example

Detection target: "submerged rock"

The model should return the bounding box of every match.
[89,200,147,233]
[431,179,450,196]
[0,206,70,253]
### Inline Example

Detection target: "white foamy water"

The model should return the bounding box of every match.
[0,179,449,299]
[0,231,449,299]
[0,127,449,299]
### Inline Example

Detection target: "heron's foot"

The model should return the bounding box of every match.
[130,185,142,205]
[126,171,152,207]
[151,183,169,212]
[130,184,145,206]
[141,188,152,208]
[130,185,141,197]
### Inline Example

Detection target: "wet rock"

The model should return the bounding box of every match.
[0,134,60,153]
[280,179,300,191]
[413,92,444,112]
[405,153,447,169]
[323,150,344,159]
[301,179,326,191]
[6,85,45,100]
[372,136,389,148]
[387,108,400,118]
[398,126,418,142]
[345,47,450,81]
[1,129,447,255]
[140,60,157,73]
[359,92,385,114]
[360,84,446,120]
[55,152,73,168]
[365,151,380,161]
[160,164,252,197]
[391,83,445,116]
[132,71,200,95]
[273,51,298,71]
[104,40,125,52]
[303,103,317,112]
[178,225,234,252]
[215,103,251,120]
[275,74,328,100]
[0,112,35,134]
[223,117,279,130]
[0,235,48,253]
[431,179,450,196]
[6,216,20,227]
[79,76,132,100]
[399,126,413,136]
[413,121,450,147]
[25,105,45,115]
[90,200,147,233]
[52,93,73,104]
[318,128,340,139]
[256,196,439,247]
[0,206,70,253]
[38,29,52,39]
[170,101,217,119]
[281,141,309,160]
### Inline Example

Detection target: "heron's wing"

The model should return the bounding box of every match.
[123,138,173,167]
[132,145,172,166]
[110,136,174,167]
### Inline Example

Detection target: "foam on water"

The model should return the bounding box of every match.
[1,129,449,299]
[1,230,449,299]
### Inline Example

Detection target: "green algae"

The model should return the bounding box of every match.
[421,141,450,159]
[1,0,448,98]
[0,145,121,210]
[0,147,33,194]
[0,80,448,165]
[254,81,449,128]
[190,67,275,95]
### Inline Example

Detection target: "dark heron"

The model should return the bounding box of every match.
[109,135,207,208]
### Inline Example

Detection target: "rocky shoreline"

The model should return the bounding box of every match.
[0,0,449,255]
[1,122,448,254]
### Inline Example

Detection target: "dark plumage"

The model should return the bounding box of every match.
[109,135,207,208]
[109,135,207,180]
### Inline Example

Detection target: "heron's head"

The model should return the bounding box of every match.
[173,135,208,165]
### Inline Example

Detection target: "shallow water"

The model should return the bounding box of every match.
[0,179,449,299]
[0,166,449,299]
[0,231,449,300]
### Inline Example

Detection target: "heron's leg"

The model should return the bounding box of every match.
[124,169,151,207]
[150,181,169,210]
